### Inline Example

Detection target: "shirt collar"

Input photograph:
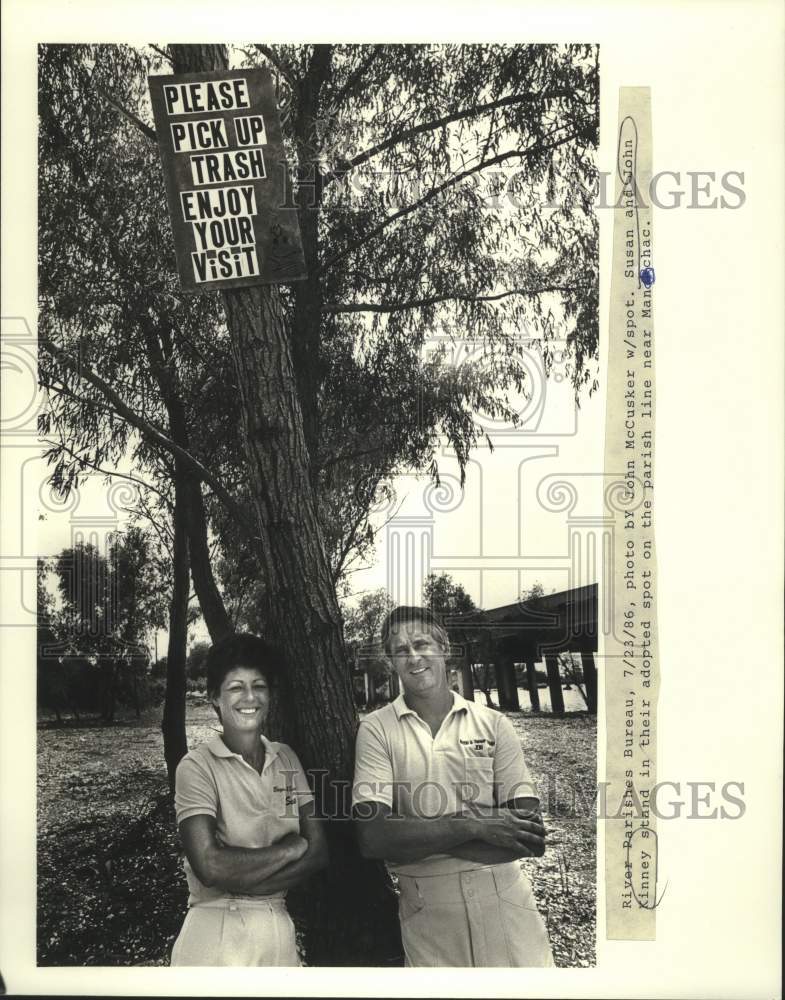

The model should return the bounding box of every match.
[207,733,279,769]
[392,690,469,719]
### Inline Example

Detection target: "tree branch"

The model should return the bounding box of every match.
[136,490,174,558]
[319,128,582,275]
[148,44,172,65]
[328,46,383,113]
[337,493,405,580]
[332,501,373,584]
[320,444,386,470]
[322,284,575,315]
[42,437,166,498]
[40,338,257,539]
[94,84,158,144]
[329,89,573,183]
[254,44,298,89]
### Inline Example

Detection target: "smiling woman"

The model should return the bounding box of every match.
[169,633,328,967]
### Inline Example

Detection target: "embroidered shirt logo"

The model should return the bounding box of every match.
[459,737,496,752]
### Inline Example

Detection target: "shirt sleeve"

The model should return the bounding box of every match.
[174,753,218,824]
[493,714,540,806]
[277,744,315,807]
[352,719,394,809]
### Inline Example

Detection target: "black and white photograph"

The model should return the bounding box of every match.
[33,41,599,969]
[1,2,782,998]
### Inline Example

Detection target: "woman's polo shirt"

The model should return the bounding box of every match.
[174,734,313,905]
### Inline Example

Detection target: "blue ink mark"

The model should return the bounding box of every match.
[640,266,656,288]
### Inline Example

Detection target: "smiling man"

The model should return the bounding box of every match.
[352,606,553,968]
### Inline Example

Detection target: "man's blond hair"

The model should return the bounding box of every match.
[381,605,449,655]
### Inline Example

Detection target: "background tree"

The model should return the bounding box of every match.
[36,557,82,724]
[520,581,546,601]
[185,640,210,683]
[38,531,166,722]
[558,651,587,704]
[422,572,489,700]
[38,42,598,963]
[341,588,394,707]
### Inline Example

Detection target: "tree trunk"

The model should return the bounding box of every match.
[220,283,401,966]
[289,46,336,473]
[161,479,190,792]
[168,44,402,966]
[140,314,234,644]
[181,478,233,641]
[100,659,116,723]
[132,671,141,718]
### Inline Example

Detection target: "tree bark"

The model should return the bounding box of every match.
[291,45,333,469]
[168,44,402,966]
[161,478,190,792]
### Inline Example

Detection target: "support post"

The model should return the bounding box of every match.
[545,654,565,715]
[525,661,541,712]
[496,654,520,711]
[363,667,371,708]
[581,650,598,714]
[389,671,400,699]
[459,658,475,700]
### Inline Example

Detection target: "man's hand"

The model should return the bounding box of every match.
[474,809,546,856]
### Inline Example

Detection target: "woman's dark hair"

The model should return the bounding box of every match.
[205,633,285,698]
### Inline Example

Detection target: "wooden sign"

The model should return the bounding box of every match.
[148,67,306,292]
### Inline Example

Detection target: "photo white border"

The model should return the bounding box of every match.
[2,1,782,996]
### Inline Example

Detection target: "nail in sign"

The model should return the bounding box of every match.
[148,67,306,292]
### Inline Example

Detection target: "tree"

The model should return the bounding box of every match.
[520,581,546,601]
[37,41,240,763]
[558,651,587,705]
[186,641,210,682]
[41,531,166,722]
[38,42,598,963]
[36,557,80,723]
[342,588,395,706]
[422,572,488,700]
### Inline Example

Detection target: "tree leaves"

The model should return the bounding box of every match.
[39,42,598,612]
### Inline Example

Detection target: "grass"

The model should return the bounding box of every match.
[37,701,595,967]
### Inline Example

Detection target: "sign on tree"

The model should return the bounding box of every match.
[148,67,306,292]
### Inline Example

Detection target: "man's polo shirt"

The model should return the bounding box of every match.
[352,692,538,877]
[174,734,313,905]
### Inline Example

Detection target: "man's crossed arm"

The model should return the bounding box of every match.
[353,797,545,865]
